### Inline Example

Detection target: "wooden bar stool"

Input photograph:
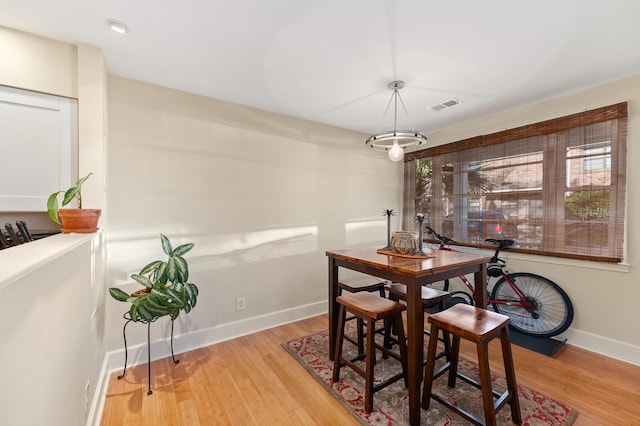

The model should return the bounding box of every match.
[338,276,386,297]
[385,283,451,309]
[338,276,387,356]
[421,303,522,426]
[384,283,452,362]
[332,292,408,413]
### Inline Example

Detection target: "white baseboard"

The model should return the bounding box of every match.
[561,328,640,366]
[86,352,112,426]
[88,300,326,426]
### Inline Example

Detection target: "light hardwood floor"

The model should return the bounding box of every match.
[100,314,640,425]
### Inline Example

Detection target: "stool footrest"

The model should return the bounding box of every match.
[429,377,513,426]
[431,361,452,382]
[339,351,405,387]
[428,357,513,423]
[344,353,366,364]
[430,392,486,426]
[343,334,360,347]
[455,371,503,400]
[372,371,407,393]
[343,325,386,347]
[493,390,514,417]
[340,357,366,378]
[374,341,402,362]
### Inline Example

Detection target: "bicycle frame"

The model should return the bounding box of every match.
[425,227,536,313]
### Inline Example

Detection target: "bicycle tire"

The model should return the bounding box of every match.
[490,272,574,338]
[445,290,474,308]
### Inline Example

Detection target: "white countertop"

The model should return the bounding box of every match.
[0,232,97,290]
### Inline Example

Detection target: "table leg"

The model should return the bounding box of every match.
[406,281,424,426]
[473,264,488,308]
[328,257,339,361]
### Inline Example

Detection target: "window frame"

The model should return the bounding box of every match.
[403,102,627,263]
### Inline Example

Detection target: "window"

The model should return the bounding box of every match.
[403,103,627,263]
[580,145,611,171]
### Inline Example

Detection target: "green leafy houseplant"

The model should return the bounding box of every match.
[47,172,93,224]
[47,172,101,233]
[109,234,199,322]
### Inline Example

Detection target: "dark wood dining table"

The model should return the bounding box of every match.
[326,247,491,426]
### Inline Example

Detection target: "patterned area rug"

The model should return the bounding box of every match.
[282,327,578,425]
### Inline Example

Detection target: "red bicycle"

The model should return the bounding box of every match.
[425,226,574,338]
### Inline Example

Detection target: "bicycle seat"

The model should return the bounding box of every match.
[485,238,515,248]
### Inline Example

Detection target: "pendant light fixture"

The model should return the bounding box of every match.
[365,81,427,161]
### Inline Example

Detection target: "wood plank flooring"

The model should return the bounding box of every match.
[100,314,640,426]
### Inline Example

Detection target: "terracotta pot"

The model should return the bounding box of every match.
[59,208,101,233]
[132,288,151,297]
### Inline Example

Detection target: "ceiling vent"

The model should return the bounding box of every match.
[429,98,462,111]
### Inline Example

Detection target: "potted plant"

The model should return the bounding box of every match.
[109,234,199,322]
[47,172,101,233]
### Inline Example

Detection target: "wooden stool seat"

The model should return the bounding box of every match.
[339,275,387,295]
[338,276,387,355]
[422,303,522,426]
[431,304,510,342]
[385,283,450,307]
[333,292,408,413]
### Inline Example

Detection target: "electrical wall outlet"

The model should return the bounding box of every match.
[236,297,246,311]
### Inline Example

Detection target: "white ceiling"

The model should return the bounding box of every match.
[2,0,640,137]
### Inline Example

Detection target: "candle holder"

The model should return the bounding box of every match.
[414,213,429,257]
[381,209,395,250]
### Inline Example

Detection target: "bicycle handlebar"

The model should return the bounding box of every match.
[424,225,457,245]
[424,227,515,264]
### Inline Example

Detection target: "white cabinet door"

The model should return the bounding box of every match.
[0,86,77,211]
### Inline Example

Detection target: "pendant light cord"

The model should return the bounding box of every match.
[374,85,417,134]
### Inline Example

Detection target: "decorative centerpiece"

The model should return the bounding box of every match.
[376,210,435,259]
[414,213,429,257]
[381,209,395,251]
[390,231,419,254]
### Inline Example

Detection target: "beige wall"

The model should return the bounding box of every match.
[77,44,108,215]
[0,26,78,98]
[105,75,403,351]
[426,75,640,362]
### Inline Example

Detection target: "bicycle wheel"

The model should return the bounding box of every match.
[490,272,574,338]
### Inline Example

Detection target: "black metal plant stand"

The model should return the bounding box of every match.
[117,312,180,395]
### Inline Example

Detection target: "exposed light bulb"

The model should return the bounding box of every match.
[388,142,404,162]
